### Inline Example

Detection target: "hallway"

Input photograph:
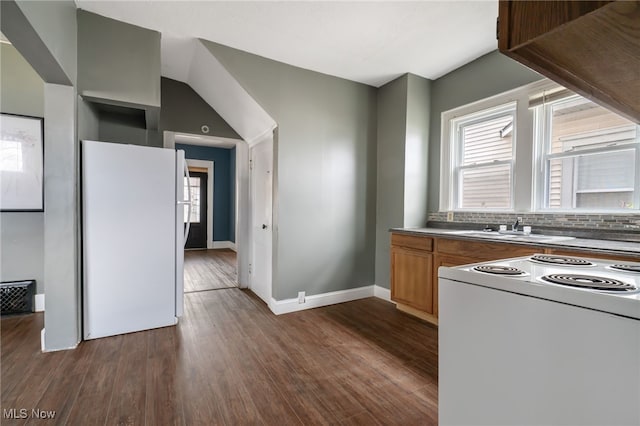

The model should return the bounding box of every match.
[184,249,237,292]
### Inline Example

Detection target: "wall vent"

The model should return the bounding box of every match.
[1,280,35,315]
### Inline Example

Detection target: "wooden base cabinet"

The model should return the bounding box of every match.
[391,232,640,325]
[390,232,539,325]
[391,246,434,312]
[390,234,437,323]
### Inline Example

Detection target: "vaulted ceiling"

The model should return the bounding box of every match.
[75,1,498,87]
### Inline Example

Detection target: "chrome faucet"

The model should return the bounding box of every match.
[512,217,520,231]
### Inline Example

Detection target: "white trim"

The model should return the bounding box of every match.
[163,130,243,150]
[439,78,549,212]
[174,133,242,148]
[236,143,250,288]
[186,159,214,249]
[268,285,376,315]
[212,241,236,250]
[40,328,78,353]
[246,124,277,147]
[34,293,45,312]
[374,285,392,302]
[166,130,249,288]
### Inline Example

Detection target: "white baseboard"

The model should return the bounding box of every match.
[269,285,377,315]
[374,285,392,302]
[40,327,79,352]
[211,241,236,250]
[35,293,45,312]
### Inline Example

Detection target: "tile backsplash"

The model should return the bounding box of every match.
[427,211,640,231]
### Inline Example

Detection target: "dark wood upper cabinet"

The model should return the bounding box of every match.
[498,0,640,123]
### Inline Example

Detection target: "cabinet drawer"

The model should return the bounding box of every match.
[391,233,433,251]
[545,248,640,263]
[436,238,537,260]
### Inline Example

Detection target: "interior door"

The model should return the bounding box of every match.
[185,171,208,249]
[250,139,273,303]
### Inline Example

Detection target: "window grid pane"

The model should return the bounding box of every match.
[460,164,512,209]
[544,96,639,210]
[462,115,514,166]
[453,105,515,210]
[184,176,201,223]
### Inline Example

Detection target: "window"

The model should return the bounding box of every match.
[184,176,201,223]
[440,79,640,213]
[452,103,516,209]
[535,96,639,211]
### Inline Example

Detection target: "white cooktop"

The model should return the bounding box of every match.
[438,254,640,320]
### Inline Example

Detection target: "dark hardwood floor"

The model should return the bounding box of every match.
[184,249,238,292]
[1,290,438,425]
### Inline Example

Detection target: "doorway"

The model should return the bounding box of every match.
[184,171,208,249]
[180,152,239,294]
[183,249,237,292]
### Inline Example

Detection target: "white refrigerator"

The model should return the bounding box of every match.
[82,140,188,340]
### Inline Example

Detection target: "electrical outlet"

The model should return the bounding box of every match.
[517,216,523,223]
[298,291,305,304]
[447,211,454,222]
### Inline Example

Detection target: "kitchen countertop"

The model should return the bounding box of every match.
[391,227,640,258]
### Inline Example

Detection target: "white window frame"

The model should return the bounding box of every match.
[532,95,640,213]
[451,102,517,210]
[440,80,551,212]
[440,79,640,215]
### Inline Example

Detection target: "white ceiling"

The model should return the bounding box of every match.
[74,1,498,88]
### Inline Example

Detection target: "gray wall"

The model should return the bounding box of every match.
[427,51,542,212]
[374,73,431,290]
[77,98,100,142]
[404,74,431,227]
[97,108,148,145]
[0,44,45,115]
[160,77,240,140]
[0,44,45,292]
[1,1,77,86]
[14,0,77,85]
[375,75,408,289]
[76,11,163,148]
[77,10,160,109]
[44,83,80,350]
[203,41,377,300]
[7,0,80,351]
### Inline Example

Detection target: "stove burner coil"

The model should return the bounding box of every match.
[530,254,594,266]
[610,264,640,273]
[541,274,637,292]
[473,265,526,276]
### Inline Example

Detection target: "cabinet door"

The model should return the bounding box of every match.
[498,0,639,122]
[391,247,433,313]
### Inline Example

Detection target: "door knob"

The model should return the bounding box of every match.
[262,224,267,229]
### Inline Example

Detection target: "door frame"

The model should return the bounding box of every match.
[186,159,214,249]
[248,135,274,304]
[163,130,276,294]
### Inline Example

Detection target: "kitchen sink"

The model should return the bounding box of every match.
[443,230,575,243]
[444,230,504,238]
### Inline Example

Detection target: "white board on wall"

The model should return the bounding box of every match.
[0,113,44,211]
